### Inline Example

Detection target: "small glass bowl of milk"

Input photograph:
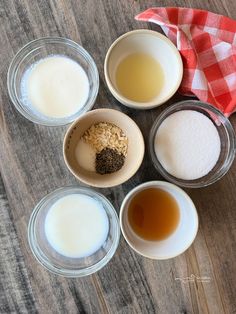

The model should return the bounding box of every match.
[8,37,99,126]
[28,186,120,277]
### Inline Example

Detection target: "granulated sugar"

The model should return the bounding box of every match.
[154,110,221,180]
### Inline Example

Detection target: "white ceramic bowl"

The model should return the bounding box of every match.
[104,29,183,109]
[120,181,198,259]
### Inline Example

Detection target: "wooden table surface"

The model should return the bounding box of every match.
[0,0,236,313]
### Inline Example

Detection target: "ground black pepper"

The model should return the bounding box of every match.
[95,148,125,174]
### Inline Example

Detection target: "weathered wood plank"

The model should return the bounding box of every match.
[0,0,236,313]
[0,175,37,313]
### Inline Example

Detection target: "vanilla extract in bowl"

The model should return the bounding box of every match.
[128,187,180,241]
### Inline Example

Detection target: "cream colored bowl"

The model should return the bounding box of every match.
[104,29,183,109]
[120,181,198,259]
[63,108,145,188]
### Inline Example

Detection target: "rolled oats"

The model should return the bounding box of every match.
[82,122,128,156]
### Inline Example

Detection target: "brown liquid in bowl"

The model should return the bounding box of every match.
[128,188,180,241]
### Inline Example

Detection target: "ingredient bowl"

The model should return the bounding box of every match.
[104,29,183,109]
[7,37,99,126]
[120,181,198,259]
[149,100,235,188]
[28,186,120,277]
[63,108,145,188]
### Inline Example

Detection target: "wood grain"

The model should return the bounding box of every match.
[0,0,236,313]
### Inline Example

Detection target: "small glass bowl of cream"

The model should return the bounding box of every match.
[8,37,99,126]
[28,186,120,277]
[149,100,235,188]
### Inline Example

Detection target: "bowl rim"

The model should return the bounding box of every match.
[104,29,183,109]
[119,180,199,259]
[7,36,99,126]
[63,108,145,188]
[28,185,120,277]
[149,100,236,188]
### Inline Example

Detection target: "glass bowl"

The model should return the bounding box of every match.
[28,186,120,277]
[149,100,235,188]
[7,37,99,126]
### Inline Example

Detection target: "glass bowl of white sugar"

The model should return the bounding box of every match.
[8,37,99,126]
[150,100,235,188]
[28,186,120,277]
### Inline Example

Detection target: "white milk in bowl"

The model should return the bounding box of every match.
[21,55,89,118]
[45,194,109,258]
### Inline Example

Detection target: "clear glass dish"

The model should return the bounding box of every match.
[28,186,120,277]
[149,100,236,188]
[7,37,99,126]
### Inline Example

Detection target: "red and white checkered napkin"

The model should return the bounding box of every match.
[136,7,236,117]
